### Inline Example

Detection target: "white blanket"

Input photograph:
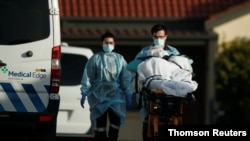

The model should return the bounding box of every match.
[137,57,198,97]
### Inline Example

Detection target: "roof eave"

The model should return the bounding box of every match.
[62,32,217,46]
[205,1,250,29]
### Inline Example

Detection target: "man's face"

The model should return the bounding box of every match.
[152,29,167,47]
[103,37,115,46]
[152,29,167,40]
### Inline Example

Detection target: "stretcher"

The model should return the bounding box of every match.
[140,87,195,141]
[130,56,197,140]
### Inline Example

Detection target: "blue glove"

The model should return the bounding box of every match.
[126,94,132,108]
[80,93,87,108]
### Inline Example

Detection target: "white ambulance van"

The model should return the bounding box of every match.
[57,43,93,137]
[0,0,61,140]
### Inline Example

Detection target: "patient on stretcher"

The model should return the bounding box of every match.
[136,55,198,97]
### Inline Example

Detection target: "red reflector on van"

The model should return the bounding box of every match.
[39,115,53,122]
[52,46,61,59]
[50,46,61,93]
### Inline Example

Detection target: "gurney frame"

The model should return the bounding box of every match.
[140,87,195,140]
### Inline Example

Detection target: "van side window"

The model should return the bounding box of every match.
[0,0,49,45]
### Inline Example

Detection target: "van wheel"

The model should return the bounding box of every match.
[35,120,57,141]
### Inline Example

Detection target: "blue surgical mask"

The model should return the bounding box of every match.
[153,38,165,46]
[103,44,114,53]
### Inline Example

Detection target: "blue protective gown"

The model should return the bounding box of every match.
[80,51,132,128]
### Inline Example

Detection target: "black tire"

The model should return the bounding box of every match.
[35,120,57,141]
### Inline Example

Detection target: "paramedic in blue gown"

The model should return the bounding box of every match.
[127,23,193,141]
[80,31,132,141]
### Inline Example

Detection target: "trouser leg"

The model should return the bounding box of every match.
[108,126,119,141]
[95,111,108,141]
[107,108,120,141]
[95,131,107,141]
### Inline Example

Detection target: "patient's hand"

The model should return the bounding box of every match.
[151,45,164,49]
[147,47,168,57]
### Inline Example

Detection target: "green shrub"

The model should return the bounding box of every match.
[215,38,250,124]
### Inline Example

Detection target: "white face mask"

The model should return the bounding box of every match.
[102,44,114,53]
[153,38,165,46]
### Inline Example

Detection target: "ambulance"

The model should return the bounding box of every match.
[0,0,61,140]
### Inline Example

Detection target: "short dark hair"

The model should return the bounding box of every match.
[101,31,115,41]
[151,23,167,35]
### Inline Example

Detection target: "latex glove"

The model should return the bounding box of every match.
[126,94,132,108]
[80,93,87,108]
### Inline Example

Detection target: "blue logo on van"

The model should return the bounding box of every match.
[8,71,47,80]
[1,67,47,80]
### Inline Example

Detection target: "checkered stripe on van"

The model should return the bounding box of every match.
[0,82,49,112]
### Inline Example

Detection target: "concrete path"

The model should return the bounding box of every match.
[119,110,143,141]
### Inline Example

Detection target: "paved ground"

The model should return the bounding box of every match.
[119,110,143,141]
[56,110,143,141]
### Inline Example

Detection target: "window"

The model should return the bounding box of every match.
[60,53,88,85]
[0,0,49,45]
